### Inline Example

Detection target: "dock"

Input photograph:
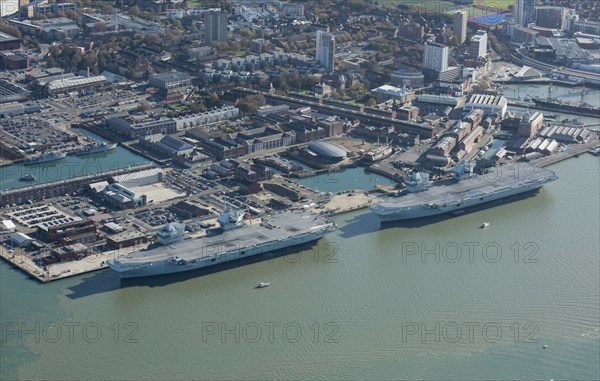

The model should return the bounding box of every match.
[532,137,599,167]
[0,246,138,283]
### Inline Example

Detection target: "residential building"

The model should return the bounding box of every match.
[283,3,304,18]
[205,9,227,43]
[506,23,538,44]
[173,106,239,130]
[391,70,425,87]
[398,23,425,39]
[514,0,536,27]
[20,0,77,18]
[453,11,468,44]
[423,41,448,72]
[470,30,488,58]
[0,0,19,17]
[536,6,567,30]
[316,30,335,73]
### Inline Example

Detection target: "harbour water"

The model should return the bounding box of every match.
[0,130,149,191]
[1,153,598,380]
[297,166,395,193]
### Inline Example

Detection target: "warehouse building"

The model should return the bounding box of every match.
[464,94,508,118]
[106,117,177,139]
[10,232,34,247]
[107,231,149,249]
[100,183,146,210]
[111,167,164,188]
[0,31,20,51]
[141,134,194,157]
[45,75,107,97]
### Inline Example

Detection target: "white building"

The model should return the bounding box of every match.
[316,30,335,73]
[453,11,468,44]
[423,41,448,72]
[283,3,304,18]
[464,94,508,118]
[174,106,239,130]
[111,168,164,189]
[470,30,488,58]
[0,0,19,17]
[514,0,536,26]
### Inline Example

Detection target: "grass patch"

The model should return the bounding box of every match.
[168,103,187,111]
[481,0,514,10]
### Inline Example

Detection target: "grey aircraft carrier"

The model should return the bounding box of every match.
[369,162,558,221]
[107,209,337,278]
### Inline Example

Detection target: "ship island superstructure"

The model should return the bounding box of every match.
[107,209,337,278]
[75,142,118,156]
[369,162,558,221]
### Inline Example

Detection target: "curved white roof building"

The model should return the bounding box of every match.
[307,141,347,160]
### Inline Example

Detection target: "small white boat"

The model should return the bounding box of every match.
[256,282,270,288]
[481,222,490,228]
[543,344,549,349]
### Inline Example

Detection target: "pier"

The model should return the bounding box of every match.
[532,137,600,167]
[0,246,137,283]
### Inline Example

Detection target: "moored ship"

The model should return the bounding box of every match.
[369,162,557,222]
[107,209,337,278]
[362,144,394,163]
[532,98,600,118]
[23,151,67,166]
[75,142,117,156]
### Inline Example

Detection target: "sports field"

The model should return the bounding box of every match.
[480,0,514,10]
[378,0,512,16]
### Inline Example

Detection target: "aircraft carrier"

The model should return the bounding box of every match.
[369,162,558,222]
[107,209,337,278]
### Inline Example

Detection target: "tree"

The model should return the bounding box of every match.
[139,100,151,112]
[0,22,21,39]
[189,103,207,113]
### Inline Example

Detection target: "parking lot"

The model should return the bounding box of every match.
[0,117,79,153]
[132,207,180,227]
[4,204,78,229]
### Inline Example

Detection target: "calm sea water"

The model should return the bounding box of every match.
[0,130,149,191]
[1,153,598,380]
[297,166,395,193]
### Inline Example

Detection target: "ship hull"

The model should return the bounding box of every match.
[372,182,545,222]
[23,153,67,165]
[108,228,333,279]
[532,99,600,118]
[369,163,557,222]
